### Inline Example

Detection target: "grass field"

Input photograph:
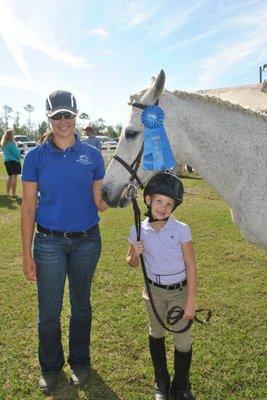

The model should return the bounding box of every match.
[0,156,266,400]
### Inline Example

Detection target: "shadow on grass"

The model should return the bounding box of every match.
[0,194,22,209]
[180,173,202,180]
[49,369,120,400]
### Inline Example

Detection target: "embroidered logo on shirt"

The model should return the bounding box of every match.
[76,155,92,165]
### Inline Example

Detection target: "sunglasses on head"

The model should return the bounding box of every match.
[50,112,76,120]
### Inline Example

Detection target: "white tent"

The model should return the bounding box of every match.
[197,83,267,113]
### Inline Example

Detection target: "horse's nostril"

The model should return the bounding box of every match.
[101,186,118,207]
[101,187,108,203]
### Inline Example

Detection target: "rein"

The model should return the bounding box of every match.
[112,100,212,333]
[113,143,144,190]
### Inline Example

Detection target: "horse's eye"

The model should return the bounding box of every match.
[125,129,139,139]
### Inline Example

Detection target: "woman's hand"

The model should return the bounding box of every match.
[23,255,37,282]
[93,180,109,211]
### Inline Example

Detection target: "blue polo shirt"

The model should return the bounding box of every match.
[22,138,105,231]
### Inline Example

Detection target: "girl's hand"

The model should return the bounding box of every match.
[183,301,196,320]
[132,241,144,257]
[23,255,37,281]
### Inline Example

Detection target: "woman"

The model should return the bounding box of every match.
[1,129,21,197]
[21,90,108,393]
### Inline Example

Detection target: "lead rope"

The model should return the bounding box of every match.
[131,197,212,333]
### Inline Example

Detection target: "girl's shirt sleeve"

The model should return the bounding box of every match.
[128,225,137,244]
[179,223,192,243]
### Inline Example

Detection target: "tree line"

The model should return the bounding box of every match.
[0,106,122,140]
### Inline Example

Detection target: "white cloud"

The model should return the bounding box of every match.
[0,73,49,95]
[89,28,111,40]
[115,0,153,31]
[103,49,115,56]
[161,3,267,52]
[122,11,150,29]
[197,36,267,88]
[0,1,90,76]
[159,0,208,36]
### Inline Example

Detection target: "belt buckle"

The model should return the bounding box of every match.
[63,231,70,238]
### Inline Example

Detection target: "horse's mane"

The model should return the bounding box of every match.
[128,88,267,121]
[172,89,267,121]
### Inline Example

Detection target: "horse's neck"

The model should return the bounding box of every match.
[162,92,265,207]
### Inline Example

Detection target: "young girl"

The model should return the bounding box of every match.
[126,172,197,400]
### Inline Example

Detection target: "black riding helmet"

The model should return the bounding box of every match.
[143,172,184,211]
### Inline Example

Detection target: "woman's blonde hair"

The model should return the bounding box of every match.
[38,129,53,144]
[0,129,14,148]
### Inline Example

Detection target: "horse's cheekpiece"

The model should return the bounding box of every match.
[141,105,176,171]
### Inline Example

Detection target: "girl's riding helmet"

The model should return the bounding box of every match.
[143,172,184,211]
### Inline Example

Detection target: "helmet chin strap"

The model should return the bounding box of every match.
[145,207,169,223]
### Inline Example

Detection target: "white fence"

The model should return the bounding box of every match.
[102,145,116,168]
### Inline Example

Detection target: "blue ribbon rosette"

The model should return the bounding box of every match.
[141,105,176,171]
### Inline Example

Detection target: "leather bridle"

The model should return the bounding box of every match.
[113,142,144,193]
[112,100,159,196]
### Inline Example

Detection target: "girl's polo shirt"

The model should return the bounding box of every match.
[22,139,105,232]
[128,216,192,285]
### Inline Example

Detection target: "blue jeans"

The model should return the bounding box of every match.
[33,224,101,374]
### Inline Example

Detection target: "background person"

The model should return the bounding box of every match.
[0,129,21,197]
[126,173,197,400]
[82,125,102,151]
[21,90,108,393]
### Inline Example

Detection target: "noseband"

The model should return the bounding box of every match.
[113,142,144,194]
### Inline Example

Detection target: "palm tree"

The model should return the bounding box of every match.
[24,104,35,134]
[13,111,20,134]
[3,105,13,129]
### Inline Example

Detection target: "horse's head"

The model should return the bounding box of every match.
[102,70,166,207]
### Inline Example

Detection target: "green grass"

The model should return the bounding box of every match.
[0,156,266,400]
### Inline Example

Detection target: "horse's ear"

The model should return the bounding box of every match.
[128,95,135,105]
[142,70,165,104]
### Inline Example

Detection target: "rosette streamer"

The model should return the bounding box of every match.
[141,105,176,171]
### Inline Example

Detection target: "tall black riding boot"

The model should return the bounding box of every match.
[149,335,170,400]
[169,348,196,400]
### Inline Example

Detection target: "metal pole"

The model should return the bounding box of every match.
[259,66,262,83]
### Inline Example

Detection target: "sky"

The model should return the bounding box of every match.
[0,0,267,129]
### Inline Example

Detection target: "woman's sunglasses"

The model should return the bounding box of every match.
[50,112,76,120]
